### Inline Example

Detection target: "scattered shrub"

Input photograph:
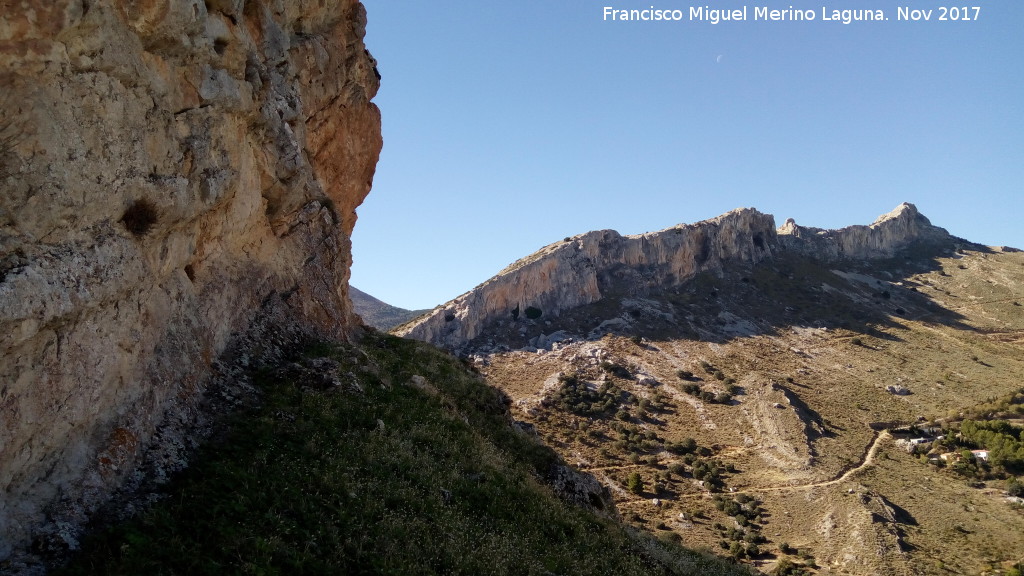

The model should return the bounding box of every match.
[773,558,808,576]
[728,541,743,558]
[667,438,697,455]
[602,361,633,379]
[627,472,644,495]
[549,374,624,417]
[1008,477,1024,497]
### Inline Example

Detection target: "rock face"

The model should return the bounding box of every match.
[777,202,950,260]
[396,208,778,350]
[397,204,952,351]
[0,0,380,559]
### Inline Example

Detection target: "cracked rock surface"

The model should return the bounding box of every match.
[0,0,381,561]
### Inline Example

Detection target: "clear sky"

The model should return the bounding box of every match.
[351,1,1024,310]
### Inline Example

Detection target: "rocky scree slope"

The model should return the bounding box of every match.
[0,0,380,561]
[396,203,951,352]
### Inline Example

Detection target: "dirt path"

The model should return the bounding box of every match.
[615,430,891,506]
[744,429,889,494]
[583,463,645,473]
[943,295,1023,312]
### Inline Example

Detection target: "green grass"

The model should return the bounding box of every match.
[59,332,748,576]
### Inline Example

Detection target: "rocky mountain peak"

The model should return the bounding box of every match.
[778,202,949,260]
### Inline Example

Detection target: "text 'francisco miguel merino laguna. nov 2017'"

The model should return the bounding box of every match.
[602,6,982,24]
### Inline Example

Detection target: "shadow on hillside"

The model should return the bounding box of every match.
[458,238,1019,357]
[775,382,840,442]
[574,240,983,348]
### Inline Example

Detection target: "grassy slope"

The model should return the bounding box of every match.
[58,332,749,576]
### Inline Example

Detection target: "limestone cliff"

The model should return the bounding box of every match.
[0,0,380,560]
[396,204,952,351]
[396,208,778,350]
[777,202,951,260]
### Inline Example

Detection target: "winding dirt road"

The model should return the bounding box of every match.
[615,429,891,507]
[743,429,890,494]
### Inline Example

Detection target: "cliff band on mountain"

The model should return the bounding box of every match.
[396,203,952,351]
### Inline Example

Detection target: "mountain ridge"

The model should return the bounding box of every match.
[350,285,429,330]
[396,203,955,352]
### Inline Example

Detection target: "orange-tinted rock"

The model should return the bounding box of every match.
[0,0,380,559]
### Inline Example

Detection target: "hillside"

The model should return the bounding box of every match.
[55,332,750,576]
[398,205,1024,575]
[351,286,430,330]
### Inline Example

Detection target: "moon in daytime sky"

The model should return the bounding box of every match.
[716,54,723,63]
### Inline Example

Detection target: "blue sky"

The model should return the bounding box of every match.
[351,1,1023,310]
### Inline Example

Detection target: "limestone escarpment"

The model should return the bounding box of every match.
[396,204,953,351]
[396,208,779,350]
[0,0,380,559]
[777,202,951,260]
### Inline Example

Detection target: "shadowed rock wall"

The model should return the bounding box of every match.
[0,0,381,559]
